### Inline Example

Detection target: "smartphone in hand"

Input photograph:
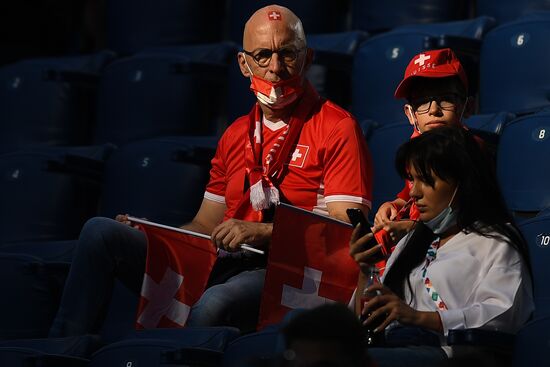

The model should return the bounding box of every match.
[347,208,385,260]
[346,208,372,236]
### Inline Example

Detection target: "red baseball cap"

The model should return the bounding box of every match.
[394,48,468,99]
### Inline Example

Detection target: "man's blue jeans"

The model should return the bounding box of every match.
[49,217,266,336]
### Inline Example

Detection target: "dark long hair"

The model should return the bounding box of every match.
[383,126,531,299]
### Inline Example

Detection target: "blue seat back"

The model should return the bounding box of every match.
[89,339,182,367]
[0,334,102,359]
[98,136,217,227]
[366,121,412,220]
[0,347,88,367]
[519,214,550,319]
[512,316,550,366]
[352,17,495,124]
[496,112,550,213]
[306,31,368,111]
[94,44,235,145]
[0,253,69,340]
[91,327,239,367]
[0,52,113,153]
[480,12,550,114]
[222,328,285,367]
[477,1,550,24]
[106,0,224,55]
[351,0,471,33]
[464,111,516,135]
[0,145,109,244]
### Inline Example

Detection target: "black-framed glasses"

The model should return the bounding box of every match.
[410,93,463,114]
[242,47,304,67]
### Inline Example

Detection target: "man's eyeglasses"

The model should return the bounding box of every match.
[242,47,303,67]
[410,94,463,114]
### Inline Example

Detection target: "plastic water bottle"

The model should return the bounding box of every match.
[360,266,385,346]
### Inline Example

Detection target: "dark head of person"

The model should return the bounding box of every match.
[281,303,374,367]
[383,126,531,299]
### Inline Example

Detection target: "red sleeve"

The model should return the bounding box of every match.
[204,133,228,203]
[322,116,373,208]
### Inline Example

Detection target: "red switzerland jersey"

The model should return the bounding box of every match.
[205,99,373,221]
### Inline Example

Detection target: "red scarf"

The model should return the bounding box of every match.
[233,81,320,222]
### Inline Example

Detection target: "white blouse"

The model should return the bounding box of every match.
[383,229,534,339]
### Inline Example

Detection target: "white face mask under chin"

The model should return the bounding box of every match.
[424,185,459,235]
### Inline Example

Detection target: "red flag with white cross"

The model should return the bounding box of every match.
[132,218,217,329]
[257,204,359,329]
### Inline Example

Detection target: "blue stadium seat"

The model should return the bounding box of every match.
[106,0,224,55]
[98,136,217,227]
[512,316,550,366]
[496,111,550,216]
[0,240,77,263]
[97,280,140,344]
[0,334,101,366]
[0,253,69,340]
[352,17,496,124]
[0,145,111,245]
[225,1,349,44]
[90,327,239,367]
[221,328,285,367]
[227,31,368,123]
[479,11,550,114]
[351,0,471,33]
[0,347,88,367]
[464,111,516,135]
[518,213,550,319]
[365,121,412,221]
[464,112,516,158]
[0,242,80,341]
[306,31,368,111]
[0,52,114,154]
[93,44,235,145]
[477,1,550,24]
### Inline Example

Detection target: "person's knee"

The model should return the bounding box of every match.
[81,217,119,239]
[78,217,130,255]
[188,284,233,326]
[188,269,265,328]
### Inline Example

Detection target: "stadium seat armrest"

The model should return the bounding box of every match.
[30,354,90,367]
[447,328,515,349]
[162,347,223,366]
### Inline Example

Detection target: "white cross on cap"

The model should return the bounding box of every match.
[414,53,431,66]
[268,11,281,20]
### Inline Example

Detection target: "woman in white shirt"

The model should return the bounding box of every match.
[350,126,534,367]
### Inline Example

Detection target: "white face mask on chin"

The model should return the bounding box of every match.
[424,185,459,235]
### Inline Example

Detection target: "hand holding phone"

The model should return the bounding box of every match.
[347,208,389,261]
[346,208,371,236]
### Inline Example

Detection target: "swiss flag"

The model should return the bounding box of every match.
[134,221,217,329]
[257,204,359,329]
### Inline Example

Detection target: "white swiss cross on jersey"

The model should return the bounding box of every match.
[288,144,309,168]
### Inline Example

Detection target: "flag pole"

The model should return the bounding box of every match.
[128,216,265,255]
